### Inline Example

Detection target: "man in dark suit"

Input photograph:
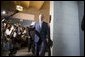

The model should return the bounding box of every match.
[31,14,51,56]
[38,14,51,56]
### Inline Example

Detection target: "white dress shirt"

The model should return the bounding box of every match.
[13,32,17,37]
[39,19,43,29]
[5,26,14,36]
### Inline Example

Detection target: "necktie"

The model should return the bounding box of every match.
[39,24,41,32]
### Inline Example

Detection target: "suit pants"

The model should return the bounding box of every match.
[34,42,39,56]
[39,40,46,56]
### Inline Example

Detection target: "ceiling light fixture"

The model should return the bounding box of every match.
[2,10,6,14]
[16,5,23,11]
[16,1,23,12]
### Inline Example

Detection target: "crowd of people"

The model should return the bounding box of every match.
[1,14,53,56]
[1,20,34,56]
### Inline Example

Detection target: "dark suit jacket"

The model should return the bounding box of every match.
[33,21,50,44]
[40,22,49,41]
[81,17,84,31]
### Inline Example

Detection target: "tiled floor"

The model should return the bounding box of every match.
[2,47,48,56]
[15,47,33,56]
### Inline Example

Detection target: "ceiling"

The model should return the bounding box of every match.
[1,1,49,22]
[13,1,44,10]
[1,1,45,16]
[1,1,45,10]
